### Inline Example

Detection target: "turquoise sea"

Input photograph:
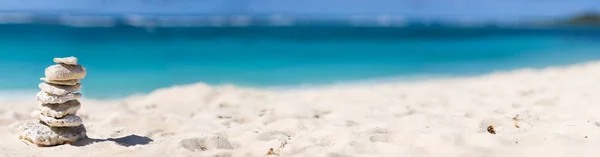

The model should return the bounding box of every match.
[1,17,600,99]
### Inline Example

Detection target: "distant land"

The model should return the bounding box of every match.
[563,12,600,26]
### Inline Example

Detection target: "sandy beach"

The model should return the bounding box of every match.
[2,61,600,157]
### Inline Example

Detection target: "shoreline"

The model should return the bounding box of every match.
[0,66,541,101]
[0,73,501,101]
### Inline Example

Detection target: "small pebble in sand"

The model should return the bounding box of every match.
[487,125,496,134]
[266,148,280,156]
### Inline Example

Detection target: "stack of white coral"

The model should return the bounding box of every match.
[19,56,87,146]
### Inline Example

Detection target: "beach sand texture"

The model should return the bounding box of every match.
[2,61,600,157]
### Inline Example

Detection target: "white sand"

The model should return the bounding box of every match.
[3,61,600,157]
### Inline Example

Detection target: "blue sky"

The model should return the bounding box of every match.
[0,0,599,19]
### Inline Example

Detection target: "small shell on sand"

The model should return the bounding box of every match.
[53,57,78,65]
[39,82,81,96]
[31,110,82,127]
[36,91,81,104]
[18,121,86,146]
[37,100,81,118]
[40,77,80,86]
[45,64,86,81]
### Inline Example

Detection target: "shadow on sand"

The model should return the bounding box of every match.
[71,134,153,147]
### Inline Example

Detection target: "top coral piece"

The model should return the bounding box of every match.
[53,57,78,65]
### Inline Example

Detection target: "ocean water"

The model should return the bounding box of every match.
[1,23,600,99]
